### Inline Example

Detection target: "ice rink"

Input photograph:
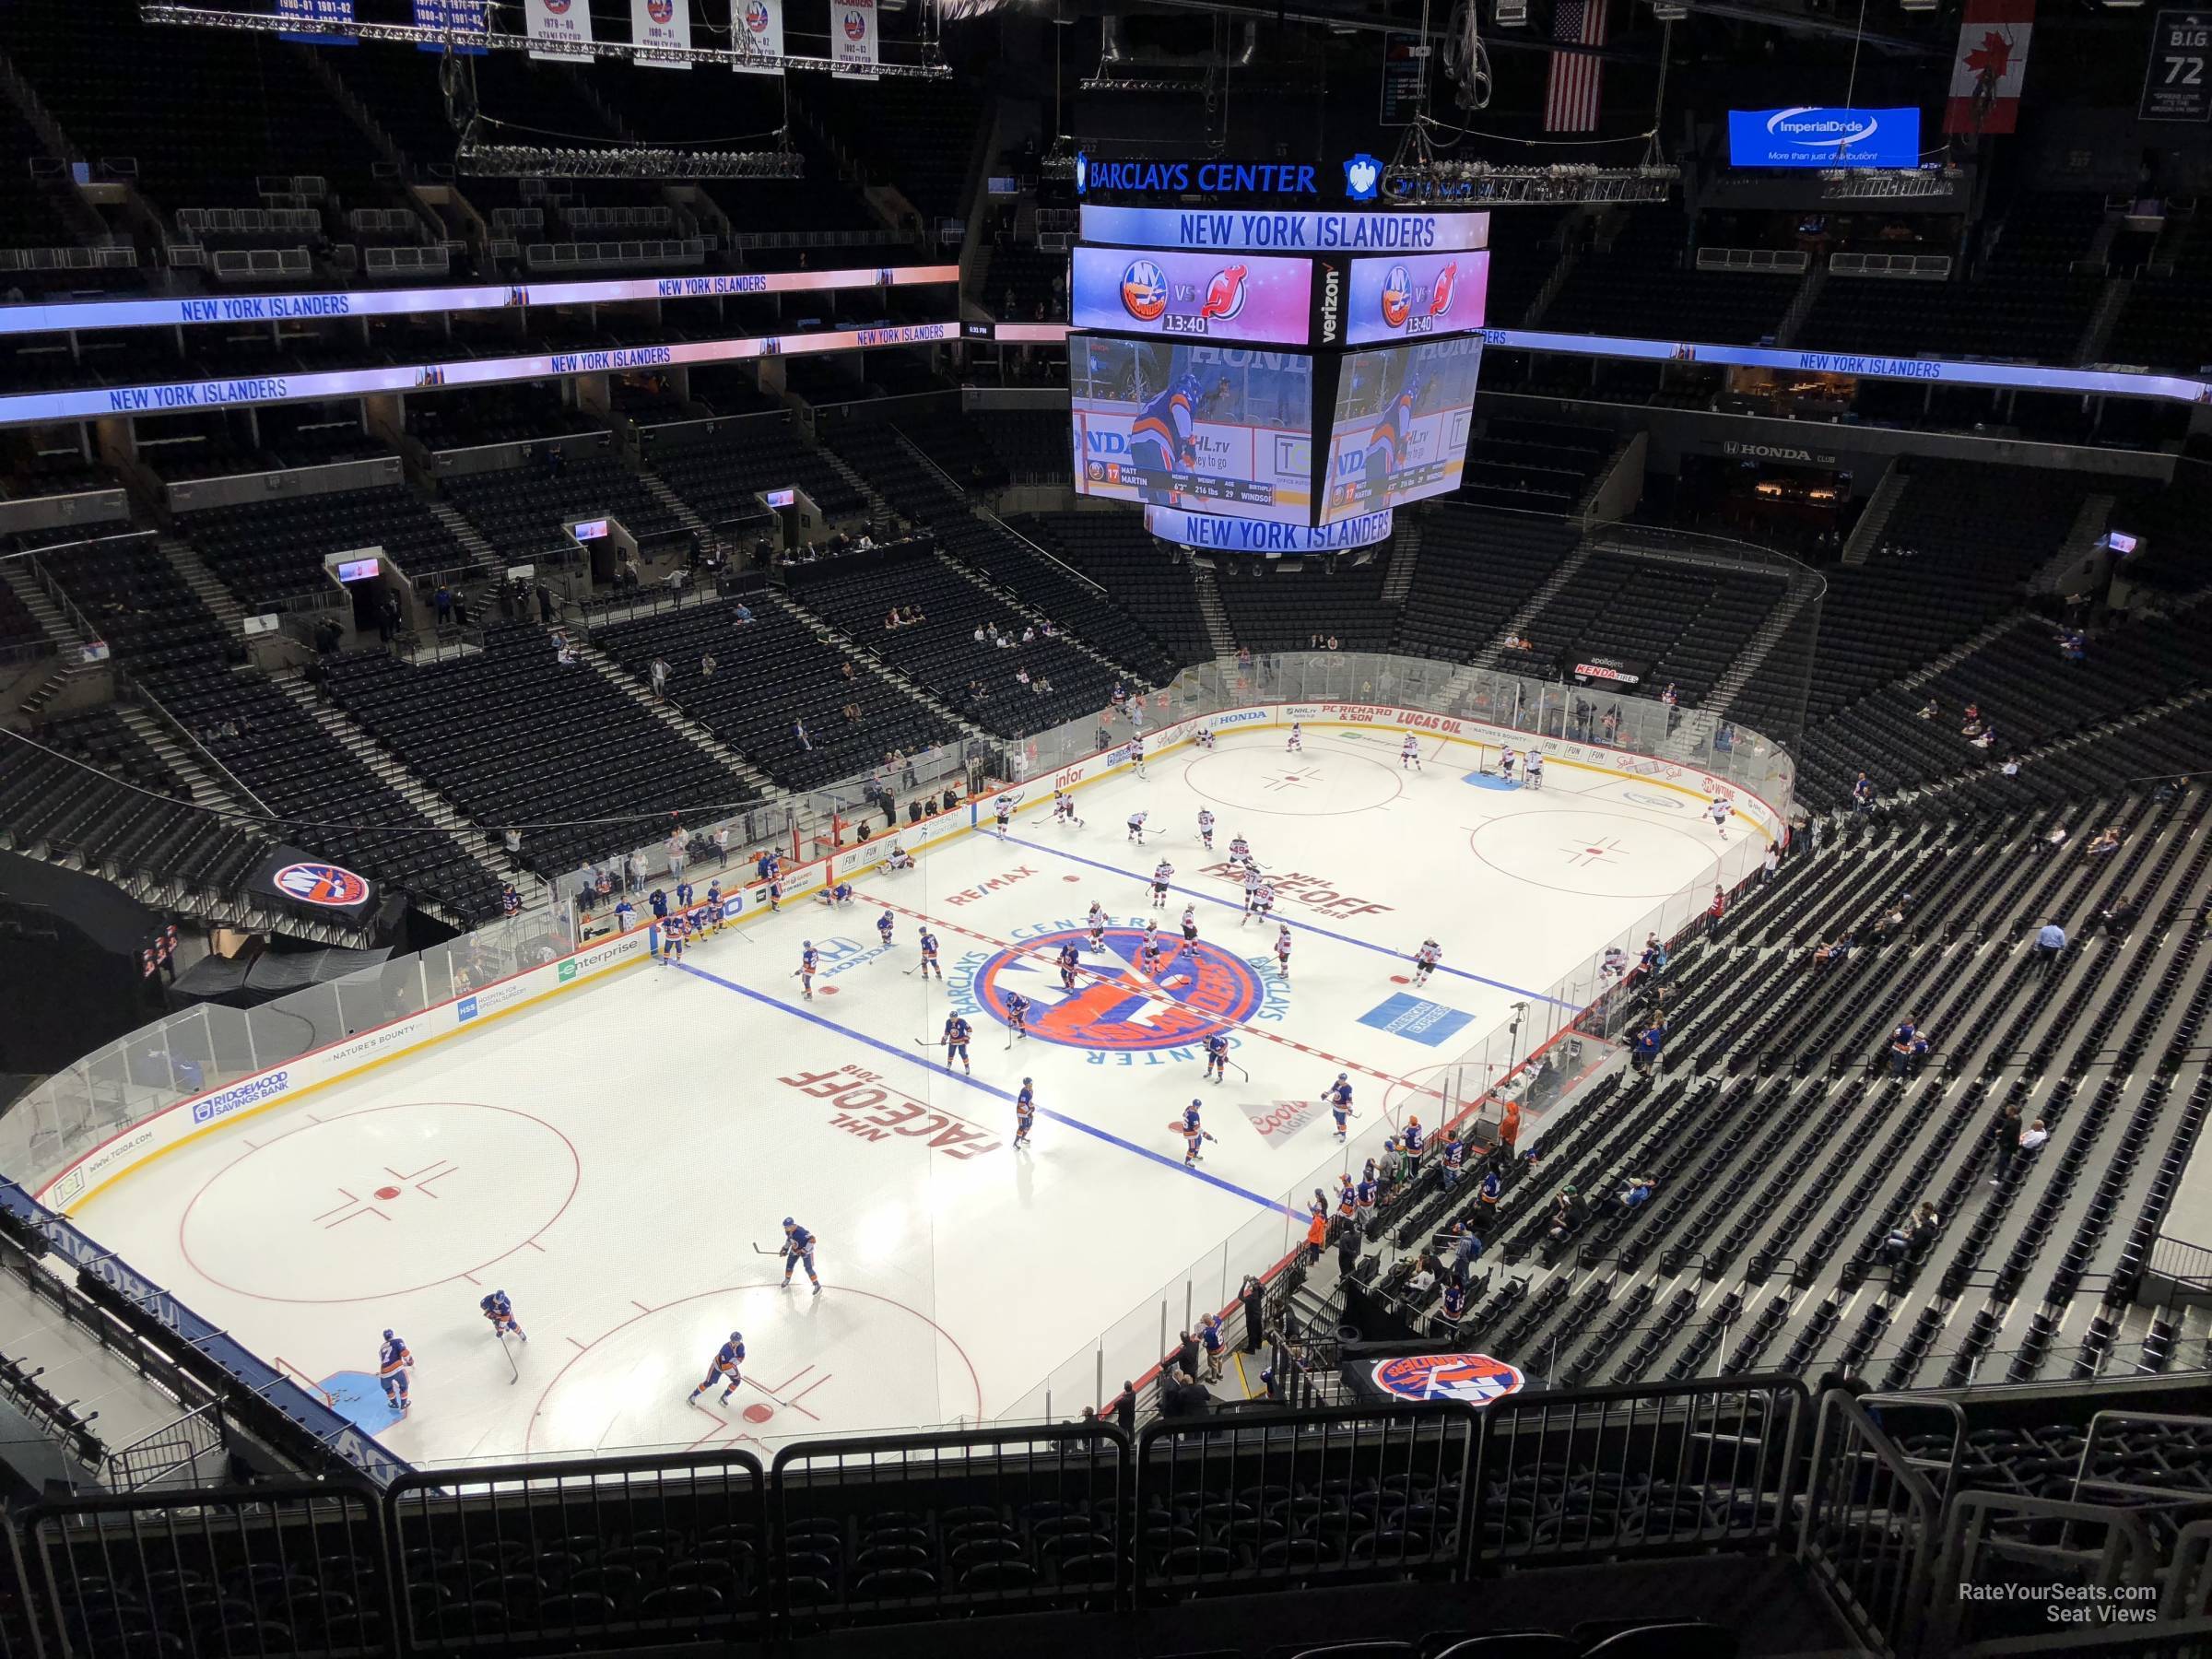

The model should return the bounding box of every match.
[70,724,1770,1468]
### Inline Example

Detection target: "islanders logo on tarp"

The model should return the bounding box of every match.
[1371,1353,1525,1407]
[272,862,371,909]
[971,926,1262,1052]
[1120,258,1169,323]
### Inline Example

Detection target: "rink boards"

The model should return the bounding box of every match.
[32,701,1784,1219]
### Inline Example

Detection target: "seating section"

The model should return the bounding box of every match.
[1009,512,1213,669]
[785,542,1117,735]
[816,79,985,219]
[440,456,687,567]
[1802,460,2103,726]
[38,532,236,669]
[594,597,960,792]
[1543,211,1798,345]
[179,484,477,608]
[1800,606,2212,808]
[1215,558,1398,654]
[1392,507,1579,663]
[0,706,265,901]
[319,622,762,875]
[646,423,868,527]
[10,0,387,216]
[1456,418,1615,515]
[1514,547,1785,704]
[142,665,507,922]
[900,410,1071,489]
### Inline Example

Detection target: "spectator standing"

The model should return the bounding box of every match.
[2032,918,2066,970]
[1989,1101,2023,1183]
[1239,1275,1265,1353]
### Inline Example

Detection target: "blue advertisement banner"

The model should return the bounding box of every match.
[414,0,489,52]
[1727,106,1922,169]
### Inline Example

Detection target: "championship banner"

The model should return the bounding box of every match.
[247,849,382,927]
[1945,0,2033,135]
[276,0,356,44]
[632,0,692,65]
[832,0,879,79]
[525,0,595,61]
[414,0,488,53]
[732,0,784,73]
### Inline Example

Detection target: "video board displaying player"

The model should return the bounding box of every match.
[1070,336,1314,526]
[1320,337,1484,522]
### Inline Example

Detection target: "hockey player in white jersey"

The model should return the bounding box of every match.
[1150,859,1174,907]
[1412,938,1441,987]
[1126,809,1149,844]
[1241,865,1264,924]
[1708,794,1730,838]
[1400,734,1422,771]
[1197,808,1216,851]
[1286,722,1303,753]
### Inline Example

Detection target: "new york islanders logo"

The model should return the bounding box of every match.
[647,0,674,21]
[1379,265,1414,328]
[1371,1352,1524,1407]
[743,0,771,35]
[272,862,371,909]
[843,8,867,41]
[971,926,1263,1052]
[1120,259,1169,323]
[544,0,570,12]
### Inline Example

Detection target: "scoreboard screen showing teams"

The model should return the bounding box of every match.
[1070,337,1315,525]
[1066,206,1488,531]
[1320,338,1484,522]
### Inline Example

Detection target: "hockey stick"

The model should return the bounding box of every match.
[912,1037,947,1048]
[750,1242,786,1256]
[1227,1059,1250,1081]
[500,1333,519,1385]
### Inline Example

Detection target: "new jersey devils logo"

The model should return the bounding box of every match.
[1198,264,1249,321]
[1371,1353,1524,1406]
[272,862,371,909]
[1120,258,1169,323]
[971,926,1264,1052]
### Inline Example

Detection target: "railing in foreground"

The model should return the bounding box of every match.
[0,1377,1832,1656]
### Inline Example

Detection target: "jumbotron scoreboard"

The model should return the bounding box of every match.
[1067,204,1492,552]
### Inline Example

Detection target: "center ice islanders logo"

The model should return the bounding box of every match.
[1371,1353,1525,1407]
[971,926,1264,1052]
[1120,258,1170,323]
[272,862,370,908]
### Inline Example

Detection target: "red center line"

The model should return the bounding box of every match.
[870,897,1446,1105]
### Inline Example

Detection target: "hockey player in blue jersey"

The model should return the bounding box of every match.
[377,1329,414,1413]
[1180,1100,1216,1167]
[1056,941,1081,991]
[942,1012,971,1073]
[919,928,943,981]
[877,909,895,949]
[818,880,854,908]
[1014,1078,1036,1149]
[798,941,819,1000]
[1360,374,1422,505]
[702,881,724,934]
[479,1290,526,1342]
[1323,1074,1357,1142]
[688,1331,746,1404]
[1204,1031,1230,1084]
[1004,990,1030,1041]
[1128,371,1202,495]
[780,1218,821,1294]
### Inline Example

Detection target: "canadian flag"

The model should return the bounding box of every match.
[1944,0,2034,136]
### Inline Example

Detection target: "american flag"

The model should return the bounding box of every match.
[1544,0,1609,134]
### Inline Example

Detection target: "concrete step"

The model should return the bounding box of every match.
[157,535,246,628]
[567,638,777,794]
